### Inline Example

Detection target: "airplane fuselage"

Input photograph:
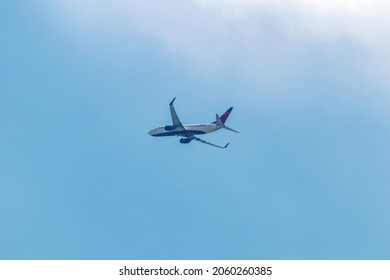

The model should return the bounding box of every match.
[149,124,221,137]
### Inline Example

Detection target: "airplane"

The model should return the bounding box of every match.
[148,97,238,148]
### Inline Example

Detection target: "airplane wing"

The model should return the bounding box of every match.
[190,135,229,149]
[169,97,183,128]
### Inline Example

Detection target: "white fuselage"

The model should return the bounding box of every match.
[148,123,222,137]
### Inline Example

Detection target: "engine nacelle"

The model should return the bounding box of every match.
[164,125,176,131]
[180,138,192,144]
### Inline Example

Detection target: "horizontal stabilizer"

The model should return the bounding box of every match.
[224,126,239,133]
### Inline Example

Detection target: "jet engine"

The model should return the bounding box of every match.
[164,125,176,131]
[180,138,192,144]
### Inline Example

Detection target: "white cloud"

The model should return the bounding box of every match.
[41,0,390,102]
[43,0,390,61]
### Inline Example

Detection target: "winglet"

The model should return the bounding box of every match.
[224,143,230,148]
[170,97,176,105]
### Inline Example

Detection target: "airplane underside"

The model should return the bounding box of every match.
[152,130,206,137]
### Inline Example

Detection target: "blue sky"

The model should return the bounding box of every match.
[1,0,389,259]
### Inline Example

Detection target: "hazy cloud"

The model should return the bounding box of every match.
[40,0,390,101]
[45,0,390,51]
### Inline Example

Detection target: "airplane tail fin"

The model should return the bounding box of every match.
[220,107,233,124]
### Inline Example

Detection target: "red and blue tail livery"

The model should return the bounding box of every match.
[148,98,238,148]
[220,107,233,124]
